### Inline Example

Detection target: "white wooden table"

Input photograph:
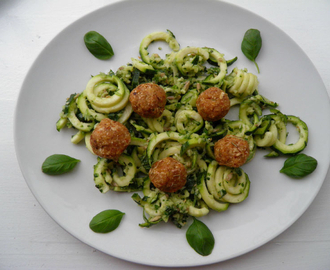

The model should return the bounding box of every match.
[1,0,330,269]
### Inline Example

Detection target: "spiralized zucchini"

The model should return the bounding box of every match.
[84,73,130,113]
[224,68,259,98]
[175,108,204,134]
[143,109,173,133]
[56,30,310,228]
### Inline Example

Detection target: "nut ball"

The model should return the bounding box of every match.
[214,135,250,168]
[90,118,131,161]
[196,87,230,121]
[129,83,167,118]
[149,157,187,193]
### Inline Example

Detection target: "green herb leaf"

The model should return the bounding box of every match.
[89,209,125,233]
[42,154,80,175]
[186,218,215,256]
[280,154,317,178]
[84,31,114,60]
[241,29,262,73]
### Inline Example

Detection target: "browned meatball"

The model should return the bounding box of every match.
[214,135,250,168]
[90,118,131,161]
[129,83,167,118]
[196,87,230,121]
[149,157,187,193]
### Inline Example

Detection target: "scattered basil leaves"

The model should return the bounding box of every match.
[42,154,80,175]
[84,31,114,60]
[89,209,125,233]
[241,29,262,73]
[280,154,317,178]
[186,218,215,256]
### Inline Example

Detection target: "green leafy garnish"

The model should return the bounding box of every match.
[280,154,317,178]
[241,29,262,73]
[42,154,80,175]
[89,209,125,233]
[186,218,215,256]
[84,31,114,60]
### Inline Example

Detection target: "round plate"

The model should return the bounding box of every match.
[14,0,330,267]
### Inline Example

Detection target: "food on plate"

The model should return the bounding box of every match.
[56,30,311,228]
[129,83,167,118]
[90,118,130,160]
[42,154,80,175]
[84,31,114,60]
[196,87,230,121]
[149,157,187,193]
[214,135,250,168]
[241,29,262,73]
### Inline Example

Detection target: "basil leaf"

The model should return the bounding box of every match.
[241,29,262,73]
[84,31,114,60]
[42,154,80,175]
[186,218,214,256]
[89,209,125,233]
[280,154,317,178]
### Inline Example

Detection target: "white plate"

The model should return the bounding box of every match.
[15,0,330,267]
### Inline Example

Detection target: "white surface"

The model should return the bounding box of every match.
[2,0,330,269]
[14,0,330,267]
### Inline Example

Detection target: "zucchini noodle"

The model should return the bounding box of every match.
[213,164,250,203]
[225,67,259,98]
[139,30,180,68]
[203,47,227,84]
[174,108,204,134]
[84,73,130,113]
[56,30,310,228]
[143,109,173,133]
[175,46,209,76]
